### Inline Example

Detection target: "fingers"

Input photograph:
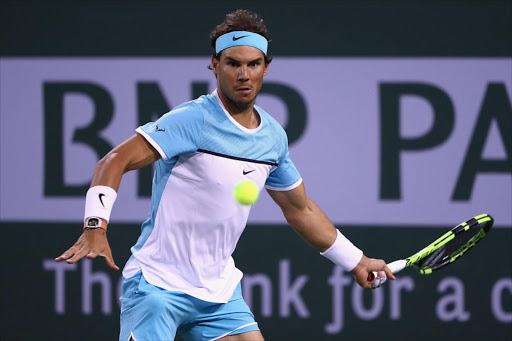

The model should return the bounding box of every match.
[56,230,118,270]
[364,259,396,289]
[383,264,396,280]
[104,252,119,271]
[369,260,396,280]
[55,235,87,262]
[57,248,119,271]
[371,271,387,289]
[55,250,73,262]
[86,251,97,259]
[57,247,119,271]
[55,244,82,262]
[65,247,90,264]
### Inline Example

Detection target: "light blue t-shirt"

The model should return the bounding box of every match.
[123,90,302,303]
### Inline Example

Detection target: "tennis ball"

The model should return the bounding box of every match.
[233,179,259,205]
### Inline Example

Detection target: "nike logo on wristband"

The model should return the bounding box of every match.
[99,194,106,207]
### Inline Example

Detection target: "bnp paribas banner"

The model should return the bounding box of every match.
[0,58,510,227]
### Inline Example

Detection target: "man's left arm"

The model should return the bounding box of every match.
[267,182,395,289]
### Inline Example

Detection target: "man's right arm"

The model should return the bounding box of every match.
[55,133,161,270]
[90,133,161,190]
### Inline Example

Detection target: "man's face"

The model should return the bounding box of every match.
[212,45,269,109]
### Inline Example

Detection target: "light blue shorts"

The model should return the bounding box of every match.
[119,271,259,341]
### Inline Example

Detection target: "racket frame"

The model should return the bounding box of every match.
[403,213,493,274]
[368,214,493,283]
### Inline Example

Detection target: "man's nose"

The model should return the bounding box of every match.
[238,66,249,81]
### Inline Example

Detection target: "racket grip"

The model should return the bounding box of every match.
[387,259,407,274]
[367,259,408,282]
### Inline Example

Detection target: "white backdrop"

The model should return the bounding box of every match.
[1,57,510,226]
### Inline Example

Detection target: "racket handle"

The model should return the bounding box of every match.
[367,259,408,282]
[387,259,407,274]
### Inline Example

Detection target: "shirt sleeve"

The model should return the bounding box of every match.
[265,135,302,191]
[135,103,204,160]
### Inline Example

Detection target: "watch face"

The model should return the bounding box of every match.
[87,218,100,227]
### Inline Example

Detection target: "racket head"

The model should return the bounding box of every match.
[407,214,493,274]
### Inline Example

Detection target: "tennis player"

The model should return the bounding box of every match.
[56,9,394,341]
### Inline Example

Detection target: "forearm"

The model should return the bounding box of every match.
[89,133,159,190]
[90,152,128,191]
[285,197,338,252]
[269,184,393,287]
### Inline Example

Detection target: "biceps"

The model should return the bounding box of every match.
[267,183,308,213]
[110,133,161,172]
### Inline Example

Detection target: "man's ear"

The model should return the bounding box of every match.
[211,56,219,74]
[263,62,269,76]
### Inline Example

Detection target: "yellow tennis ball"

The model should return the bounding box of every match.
[233,179,259,205]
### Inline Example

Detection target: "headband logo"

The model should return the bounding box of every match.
[232,35,249,41]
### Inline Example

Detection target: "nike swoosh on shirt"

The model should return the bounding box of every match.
[243,170,255,175]
[99,194,106,207]
[232,35,249,41]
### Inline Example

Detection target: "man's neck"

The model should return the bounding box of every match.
[218,90,260,129]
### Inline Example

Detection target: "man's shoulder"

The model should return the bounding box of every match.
[164,94,217,119]
[172,97,203,113]
[190,93,218,112]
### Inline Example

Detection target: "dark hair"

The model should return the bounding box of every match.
[209,9,273,66]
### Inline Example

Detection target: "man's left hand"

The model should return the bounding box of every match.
[351,255,395,289]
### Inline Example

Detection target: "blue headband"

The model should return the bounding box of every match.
[215,31,268,55]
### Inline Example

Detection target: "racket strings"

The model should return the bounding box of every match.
[418,222,486,268]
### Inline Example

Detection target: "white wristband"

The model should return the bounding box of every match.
[320,229,363,271]
[84,186,117,223]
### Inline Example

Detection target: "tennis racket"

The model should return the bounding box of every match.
[368,213,494,283]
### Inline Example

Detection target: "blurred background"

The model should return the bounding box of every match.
[1,1,511,340]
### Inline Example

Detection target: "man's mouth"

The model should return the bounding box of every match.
[236,87,252,94]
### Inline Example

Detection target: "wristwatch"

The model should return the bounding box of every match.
[84,217,103,230]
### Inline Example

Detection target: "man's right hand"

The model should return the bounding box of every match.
[55,228,119,271]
